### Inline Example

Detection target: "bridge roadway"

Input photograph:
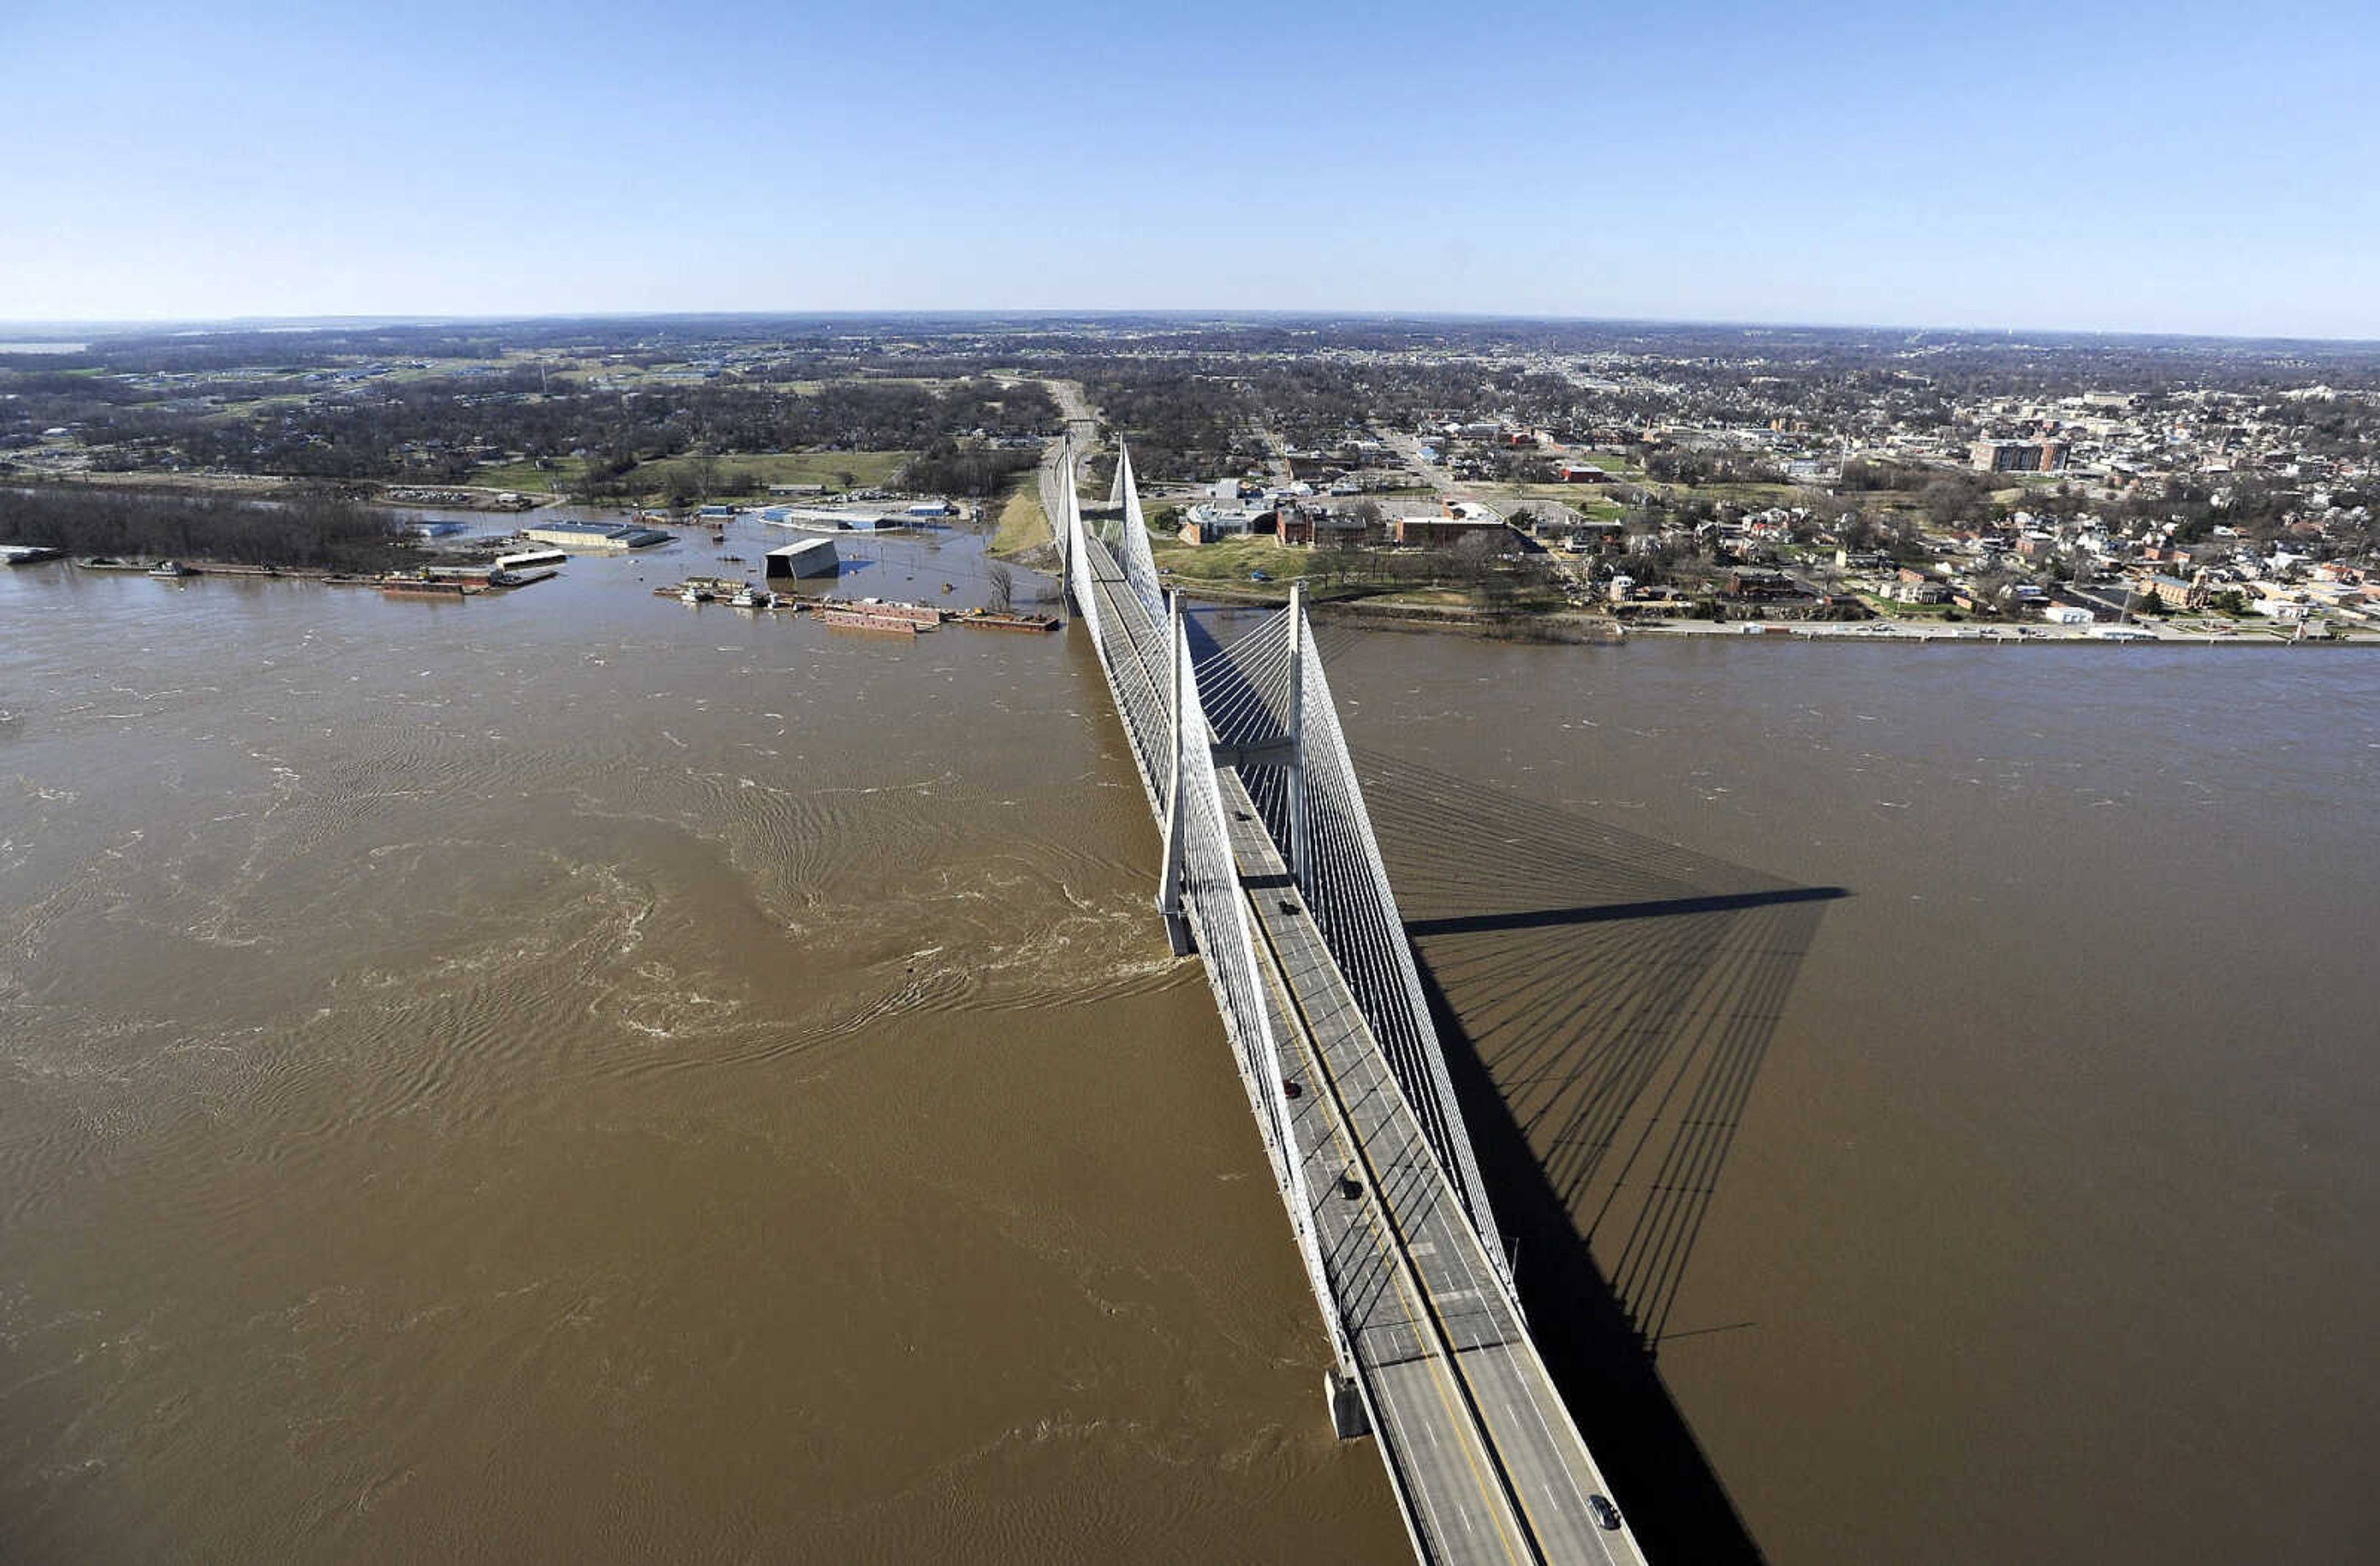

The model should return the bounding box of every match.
[1067,519,1646,1565]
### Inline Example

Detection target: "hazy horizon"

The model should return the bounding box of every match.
[5,307,2380,351]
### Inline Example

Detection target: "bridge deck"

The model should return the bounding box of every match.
[1065,500,1642,1563]
[1222,772,1644,1566]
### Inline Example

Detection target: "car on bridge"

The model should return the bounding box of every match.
[1589,1494,1624,1531]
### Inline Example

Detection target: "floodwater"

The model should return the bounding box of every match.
[1316,626,2379,1565]
[0,528,1404,1562]
[4,534,2374,1563]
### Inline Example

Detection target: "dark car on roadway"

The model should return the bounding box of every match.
[1588,1494,1623,1531]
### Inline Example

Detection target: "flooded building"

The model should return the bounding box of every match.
[765,537,839,579]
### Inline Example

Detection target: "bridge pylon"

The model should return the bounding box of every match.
[1155,590,1195,956]
[1285,582,1307,885]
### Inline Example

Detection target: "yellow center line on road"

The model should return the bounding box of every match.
[1243,878,1541,1566]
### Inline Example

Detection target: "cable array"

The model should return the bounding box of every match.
[1191,610,1298,748]
[1060,436,1520,1342]
[1280,632,1510,1285]
[1180,593,1514,1289]
[1168,617,1348,1367]
[1113,442,1166,627]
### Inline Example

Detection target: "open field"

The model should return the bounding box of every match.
[468,456,588,493]
[1150,531,1313,584]
[1543,450,1647,481]
[1497,484,1629,519]
[659,449,912,490]
[989,475,1051,555]
[1653,479,1808,508]
[468,448,912,498]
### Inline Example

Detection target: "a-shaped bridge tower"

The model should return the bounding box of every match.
[1044,439,1649,1565]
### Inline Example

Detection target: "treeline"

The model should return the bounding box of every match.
[1838,457,1936,491]
[897,439,1042,498]
[125,376,1059,487]
[1077,364,1256,480]
[0,486,418,571]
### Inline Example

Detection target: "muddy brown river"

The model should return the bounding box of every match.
[3,532,2373,1562]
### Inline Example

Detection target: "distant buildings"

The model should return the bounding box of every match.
[1388,512,1504,550]
[522,521,671,550]
[1279,509,1372,548]
[1970,438,2070,473]
[1180,501,1261,543]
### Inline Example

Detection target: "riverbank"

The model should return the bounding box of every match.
[1169,574,2376,646]
[1634,616,2378,644]
[0,483,423,574]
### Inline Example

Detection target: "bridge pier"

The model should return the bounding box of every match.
[1326,1369,1371,1440]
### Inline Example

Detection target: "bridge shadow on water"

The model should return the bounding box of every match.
[1359,747,1845,1566]
[1179,607,1830,1557]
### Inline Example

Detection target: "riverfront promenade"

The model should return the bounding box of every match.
[1047,441,1647,1565]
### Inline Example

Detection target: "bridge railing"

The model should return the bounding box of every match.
[1165,606,1350,1371]
[1292,627,1510,1291]
[1192,603,1514,1295]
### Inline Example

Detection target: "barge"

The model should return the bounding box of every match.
[817,606,922,634]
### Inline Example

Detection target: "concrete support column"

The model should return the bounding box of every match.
[1325,1369,1370,1440]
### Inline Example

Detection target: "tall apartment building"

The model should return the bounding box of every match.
[1970,438,2071,473]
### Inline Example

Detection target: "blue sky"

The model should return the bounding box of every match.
[2,0,2374,337]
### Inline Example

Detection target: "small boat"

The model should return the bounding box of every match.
[730,586,770,609]
[679,586,708,604]
[148,560,191,578]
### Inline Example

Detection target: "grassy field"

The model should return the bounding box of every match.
[1498,484,1629,520]
[1548,451,1646,481]
[1150,532,1313,583]
[1658,479,1809,508]
[669,449,912,490]
[467,456,587,493]
[468,448,912,498]
[989,474,1051,555]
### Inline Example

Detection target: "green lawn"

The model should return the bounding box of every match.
[1664,480,1807,507]
[1150,532,1313,583]
[676,449,912,490]
[469,447,912,498]
[1499,485,1628,519]
[1547,451,1646,481]
[468,456,586,493]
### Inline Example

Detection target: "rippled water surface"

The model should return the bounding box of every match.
[0,535,1404,1562]
[1317,627,2380,1566]
[6,542,2376,1564]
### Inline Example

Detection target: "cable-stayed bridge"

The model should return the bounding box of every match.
[1043,439,1649,1566]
